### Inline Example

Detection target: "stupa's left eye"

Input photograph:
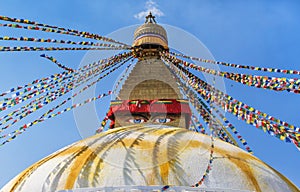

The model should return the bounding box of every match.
[128,118,147,124]
[153,118,172,123]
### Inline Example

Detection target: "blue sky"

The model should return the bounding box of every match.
[0,0,299,188]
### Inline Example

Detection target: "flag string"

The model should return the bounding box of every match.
[0,15,130,47]
[170,51,300,75]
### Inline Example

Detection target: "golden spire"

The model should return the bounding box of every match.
[145,12,156,23]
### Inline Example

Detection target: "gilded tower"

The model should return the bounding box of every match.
[109,13,191,128]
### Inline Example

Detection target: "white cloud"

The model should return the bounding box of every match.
[134,0,164,21]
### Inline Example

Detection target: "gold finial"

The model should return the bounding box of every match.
[145,12,156,23]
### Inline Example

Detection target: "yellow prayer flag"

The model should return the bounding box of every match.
[280,135,286,141]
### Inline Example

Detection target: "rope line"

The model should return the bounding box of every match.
[170,51,300,75]
[0,15,130,47]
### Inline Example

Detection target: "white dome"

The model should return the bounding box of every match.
[1,125,298,192]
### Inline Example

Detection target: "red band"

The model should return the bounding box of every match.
[108,99,191,119]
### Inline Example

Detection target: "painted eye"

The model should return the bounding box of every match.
[153,118,172,123]
[128,118,147,124]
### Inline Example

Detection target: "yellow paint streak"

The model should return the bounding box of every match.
[159,162,170,184]
[64,148,96,189]
[187,140,209,149]
[8,145,82,192]
[228,153,261,192]
[88,158,103,184]
[212,142,258,162]
[117,139,154,149]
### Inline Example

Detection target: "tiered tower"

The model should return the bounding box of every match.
[110,12,191,128]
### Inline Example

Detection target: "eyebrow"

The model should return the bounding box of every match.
[150,113,178,119]
[129,113,150,120]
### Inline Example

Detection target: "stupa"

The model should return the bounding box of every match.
[1,13,299,192]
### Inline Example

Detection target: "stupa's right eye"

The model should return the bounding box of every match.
[153,118,172,123]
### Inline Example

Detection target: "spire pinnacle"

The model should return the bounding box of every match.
[145,12,156,23]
